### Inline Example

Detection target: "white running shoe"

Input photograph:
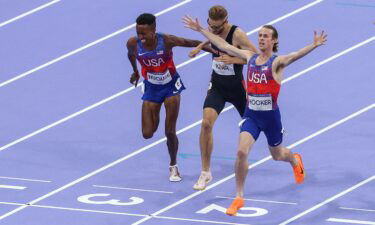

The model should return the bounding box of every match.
[169,165,182,182]
[193,171,212,190]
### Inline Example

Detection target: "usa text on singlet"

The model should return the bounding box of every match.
[136,33,177,85]
[246,54,280,111]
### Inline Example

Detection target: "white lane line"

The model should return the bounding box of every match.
[0,201,147,217]
[153,0,192,17]
[0,3,371,220]
[93,185,173,194]
[131,104,375,225]
[4,0,367,154]
[216,196,297,205]
[0,46,373,221]
[0,202,23,206]
[178,0,325,68]
[0,185,26,190]
[326,218,375,225]
[153,215,252,225]
[168,0,324,70]
[279,175,375,225]
[0,201,250,224]
[1,35,372,153]
[340,207,375,213]
[283,36,375,83]
[0,0,320,88]
[0,101,372,221]
[0,0,61,28]
[0,0,192,88]
[0,88,137,151]
[285,104,375,150]
[0,176,51,183]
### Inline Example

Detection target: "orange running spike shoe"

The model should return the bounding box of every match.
[293,153,305,184]
[226,197,244,216]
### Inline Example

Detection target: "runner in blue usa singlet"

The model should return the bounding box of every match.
[127,13,212,182]
[136,33,185,103]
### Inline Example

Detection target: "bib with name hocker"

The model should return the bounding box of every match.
[248,94,272,111]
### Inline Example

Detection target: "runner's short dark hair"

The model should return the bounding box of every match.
[136,13,156,26]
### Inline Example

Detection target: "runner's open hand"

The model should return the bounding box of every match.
[183,15,203,32]
[314,31,327,47]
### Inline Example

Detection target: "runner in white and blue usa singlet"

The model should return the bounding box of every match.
[241,53,283,147]
[136,33,185,103]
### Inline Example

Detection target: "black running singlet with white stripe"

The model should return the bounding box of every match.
[204,25,247,116]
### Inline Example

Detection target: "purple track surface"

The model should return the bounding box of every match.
[0,0,374,224]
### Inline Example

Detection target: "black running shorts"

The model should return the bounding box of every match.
[203,81,247,117]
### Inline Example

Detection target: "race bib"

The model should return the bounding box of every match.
[248,94,273,111]
[147,71,172,85]
[212,61,235,75]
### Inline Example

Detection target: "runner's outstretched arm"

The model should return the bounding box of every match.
[183,15,253,61]
[276,31,327,68]
[164,34,213,53]
[189,40,210,58]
